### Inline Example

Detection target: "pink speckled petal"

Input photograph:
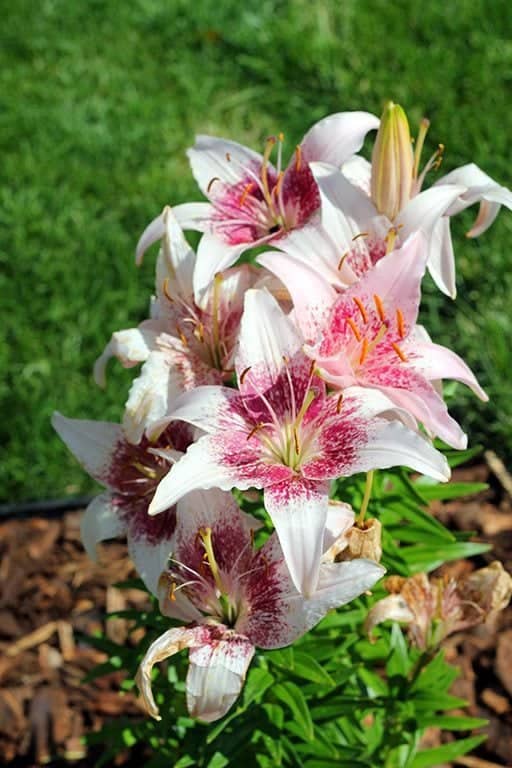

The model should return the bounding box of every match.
[80,492,126,561]
[52,412,122,486]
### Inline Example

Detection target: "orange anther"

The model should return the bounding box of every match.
[308,358,317,378]
[396,308,405,339]
[295,144,302,171]
[373,294,386,322]
[247,423,263,441]
[359,338,369,366]
[347,317,362,342]
[336,394,343,413]
[239,182,255,207]
[353,296,369,323]
[278,131,284,142]
[240,366,252,384]
[273,171,284,198]
[225,152,231,162]
[168,583,177,602]
[391,342,408,362]
[175,323,188,347]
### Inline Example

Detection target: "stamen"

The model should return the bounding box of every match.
[347,317,362,342]
[391,342,408,362]
[359,338,369,366]
[353,296,369,323]
[272,171,284,199]
[162,278,174,303]
[413,118,430,180]
[225,152,231,162]
[308,358,317,378]
[240,365,252,384]
[247,423,264,441]
[293,427,300,455]
[352,232,369,241]
[373,294,386,322]
[131,461,157,480]
[434,143,445,170]
[175,322,188,347]
[336,394,343,413]
[194,321,205,343]
[207,177,221,194]
[239,182,255,207]
[198,527,224,595]
[396,308,405,339]
[168,582,177,602]
[295,144,302,171]
[338,251,349,271]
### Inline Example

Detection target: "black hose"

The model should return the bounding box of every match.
[0,495,95,520]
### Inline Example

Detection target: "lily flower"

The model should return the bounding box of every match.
[268,233,488,448]
[339,101,512,296]
[136,488,385,723]
[138,112,380,300]
[52,412,192,593]
[95,208,258,442]
[147,288,449,596]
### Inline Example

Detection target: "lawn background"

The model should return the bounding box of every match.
[2,0,511,502]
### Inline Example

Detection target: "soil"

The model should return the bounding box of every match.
[1,456,511,767]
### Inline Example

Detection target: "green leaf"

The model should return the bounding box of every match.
[288,651,335,686]
[401,541,490,572]
[420,715,488,730]
[386,624,411,678]
[242,667,274,708]
[410,735,486,767]
[206,752,229,768]
[273,682,314,741]
[414,481,487,500]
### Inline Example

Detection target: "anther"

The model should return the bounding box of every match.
[207,177,221,193]
[347,317,362,342]
[175,323,188,347]
[336,394,344,413]
[247,423,264,441]
[396,308,405,339]
[353,296,369,323]
[391,342,408,362]
[308,358,317,378]
[295,144,302,171]
[278,132,284,142]
[225,152,231,162]
[338,252,349,271]
[168,582,177,602]
[239,182,255,207]
[359,338,369,366]
[352,232,369,241]
[240,366,252,384]
[373,294,386,322]
[293,427,300,455]
[162,278,174,303]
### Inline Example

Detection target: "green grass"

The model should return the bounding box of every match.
[2,0,512,502]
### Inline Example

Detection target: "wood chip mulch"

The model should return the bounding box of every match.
[1,454,511,767]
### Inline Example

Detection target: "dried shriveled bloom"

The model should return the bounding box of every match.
[365,561,512,650]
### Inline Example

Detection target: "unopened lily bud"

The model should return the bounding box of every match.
[371,101,414,220]
[460,561,512,616]
[346,518,382,563]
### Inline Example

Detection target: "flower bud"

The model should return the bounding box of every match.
[371,102,414,221]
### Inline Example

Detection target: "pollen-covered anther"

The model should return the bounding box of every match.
[353,296,369,323]
[352,231,369,241]
[162,277,174,303]
[434,143,445,170]
[168,582,177,602]
[359,338,369,366]
[338,251,348,271]
[336,394,344,413]
[396,308,406,339]
[239,182,255,207]
[308,358,317,378]
[391,342,408,362]
[347,317,362,342]
[373,294,386,323]
[240,365,252,384]
[175,322,188,347]
[247,423,264,441]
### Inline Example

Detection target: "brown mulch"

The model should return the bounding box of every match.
[1,454,511,767]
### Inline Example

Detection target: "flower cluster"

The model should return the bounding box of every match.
[54,102,511,723]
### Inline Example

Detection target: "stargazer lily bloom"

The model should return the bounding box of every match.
[265,234,488,448]
[136,488,385,723]
[95,208,258,442]
[52,412,192,593]
[148,288,449,595]
[339,101,512,296]
[137,112,380,300]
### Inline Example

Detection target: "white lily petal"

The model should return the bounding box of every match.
[264,479,329,597]
[128,533,175,596]
[155,207,197,300]
[187,635,255,722]
[135,626,203,720]
[149,437,241,515]
[436,163,512,237]
[172,201,213,232]
[323,501,355,554]
[52,412,122,486]
[80,492,126,561]
[341,154,372,195]
[135,211,165,266]
[192,232,247,304]
[236,288,302,390]
[164,385,241,434]
[427,217,456,298]
[176,488,261,541]
[187,134,265,196]
[357,420,450,481]
[257,250,336,341]
[409,340,488,401]
[399,184,467,241]
[300,111,379,167]
[93,325,156,388]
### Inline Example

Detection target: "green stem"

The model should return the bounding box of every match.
[358,470,374,526]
